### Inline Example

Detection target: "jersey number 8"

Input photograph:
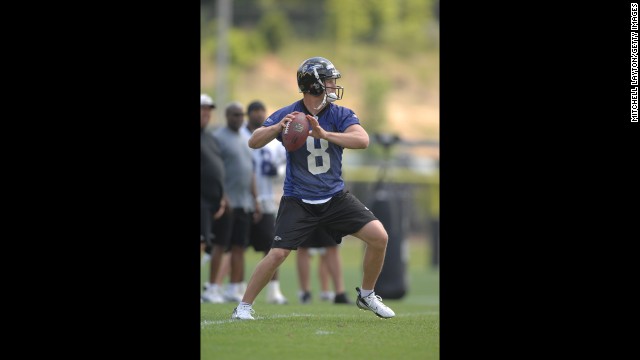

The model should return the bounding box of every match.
[306,137,330,175]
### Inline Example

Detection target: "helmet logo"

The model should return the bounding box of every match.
[312,67,323,82]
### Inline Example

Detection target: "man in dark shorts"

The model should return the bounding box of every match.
[200,93,226,303]
[242,100,288,305]
[204,102,260,303]
[232,57,395,320]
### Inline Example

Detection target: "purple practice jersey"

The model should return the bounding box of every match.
[262,100,361,200]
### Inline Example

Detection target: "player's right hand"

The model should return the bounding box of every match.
[278,112,299,130]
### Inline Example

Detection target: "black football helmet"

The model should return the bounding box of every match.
[297,57,344,100]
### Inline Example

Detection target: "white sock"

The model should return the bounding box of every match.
[227,282,240,294]
[269,281,283,296]
[240,301,251,307]
[207,283,220,291]
[360,289,373,297]
[268,280,280,290]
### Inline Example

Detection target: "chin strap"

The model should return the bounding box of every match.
[314,93,328,111]
[311,67,339,111]
[313,92,337,111]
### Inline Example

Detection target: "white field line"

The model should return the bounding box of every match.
[201,311,439,329]
[315,330,333,335]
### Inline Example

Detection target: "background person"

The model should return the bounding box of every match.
[200,94,226,303]
[297,234,351,304]
[242,100,288,304]
[203,102,260,303]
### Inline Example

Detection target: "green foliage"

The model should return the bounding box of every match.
[228,29,267,69]
[200,0,440,140]
[200,0,439,74]
[257,10,293,52]
[362,75,390,136]
[363,0,399,42]
[325,0,373,48]
[200,20,218,62]
[324,0,437,53]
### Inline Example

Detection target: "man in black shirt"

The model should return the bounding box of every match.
[200,94,226,304]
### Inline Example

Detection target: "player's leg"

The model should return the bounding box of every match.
[201,197,220,264]
[318,250,334,301]
[233,248,290,318]
[203,208,231,303]
[298,230,331,303]
[232,196,315,320]
[314,228,349,303]
[227,208,251,302]
[323,191,394,317]
[241,247,291,304]
[352,220,388,291]
[352,219,395,318]
[252,213,288,304]
[214,252,231,285]
[296,247,313,303]
[265,251,288,304]
[309,231,336,301]
[323,245,351,304]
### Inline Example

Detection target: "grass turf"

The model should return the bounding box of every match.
[201,235,439,360]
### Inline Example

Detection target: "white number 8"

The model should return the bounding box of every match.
[306,137,330,175]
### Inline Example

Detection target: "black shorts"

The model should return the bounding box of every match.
[249,213,276,252]
[212,208,252,251]
[299,227,341,248]
[272,191,378,250]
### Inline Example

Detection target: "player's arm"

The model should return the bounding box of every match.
[248,112,298,149]
[307,115,369,149]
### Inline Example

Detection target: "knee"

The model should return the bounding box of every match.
[268,248,291,263]
[358,221,389,250]
[364,233,388,251]
[376,231,389,249]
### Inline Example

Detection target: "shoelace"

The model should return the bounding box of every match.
[239,306,255,315]
[366,294,389,309]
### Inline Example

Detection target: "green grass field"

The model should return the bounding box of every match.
[201,235,439,360]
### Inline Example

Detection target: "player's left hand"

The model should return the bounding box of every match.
[307,115,327,140]
[214,197,227,220]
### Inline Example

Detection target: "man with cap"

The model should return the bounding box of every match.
[200,93,226,303]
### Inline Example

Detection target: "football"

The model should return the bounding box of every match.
[282,112,310,152]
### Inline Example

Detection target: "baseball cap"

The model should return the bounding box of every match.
[201,94,216,108]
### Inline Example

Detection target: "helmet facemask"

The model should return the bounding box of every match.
[322,79,344,103]
[311,67,344,102]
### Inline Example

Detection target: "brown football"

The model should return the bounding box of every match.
[282,112,310,152]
